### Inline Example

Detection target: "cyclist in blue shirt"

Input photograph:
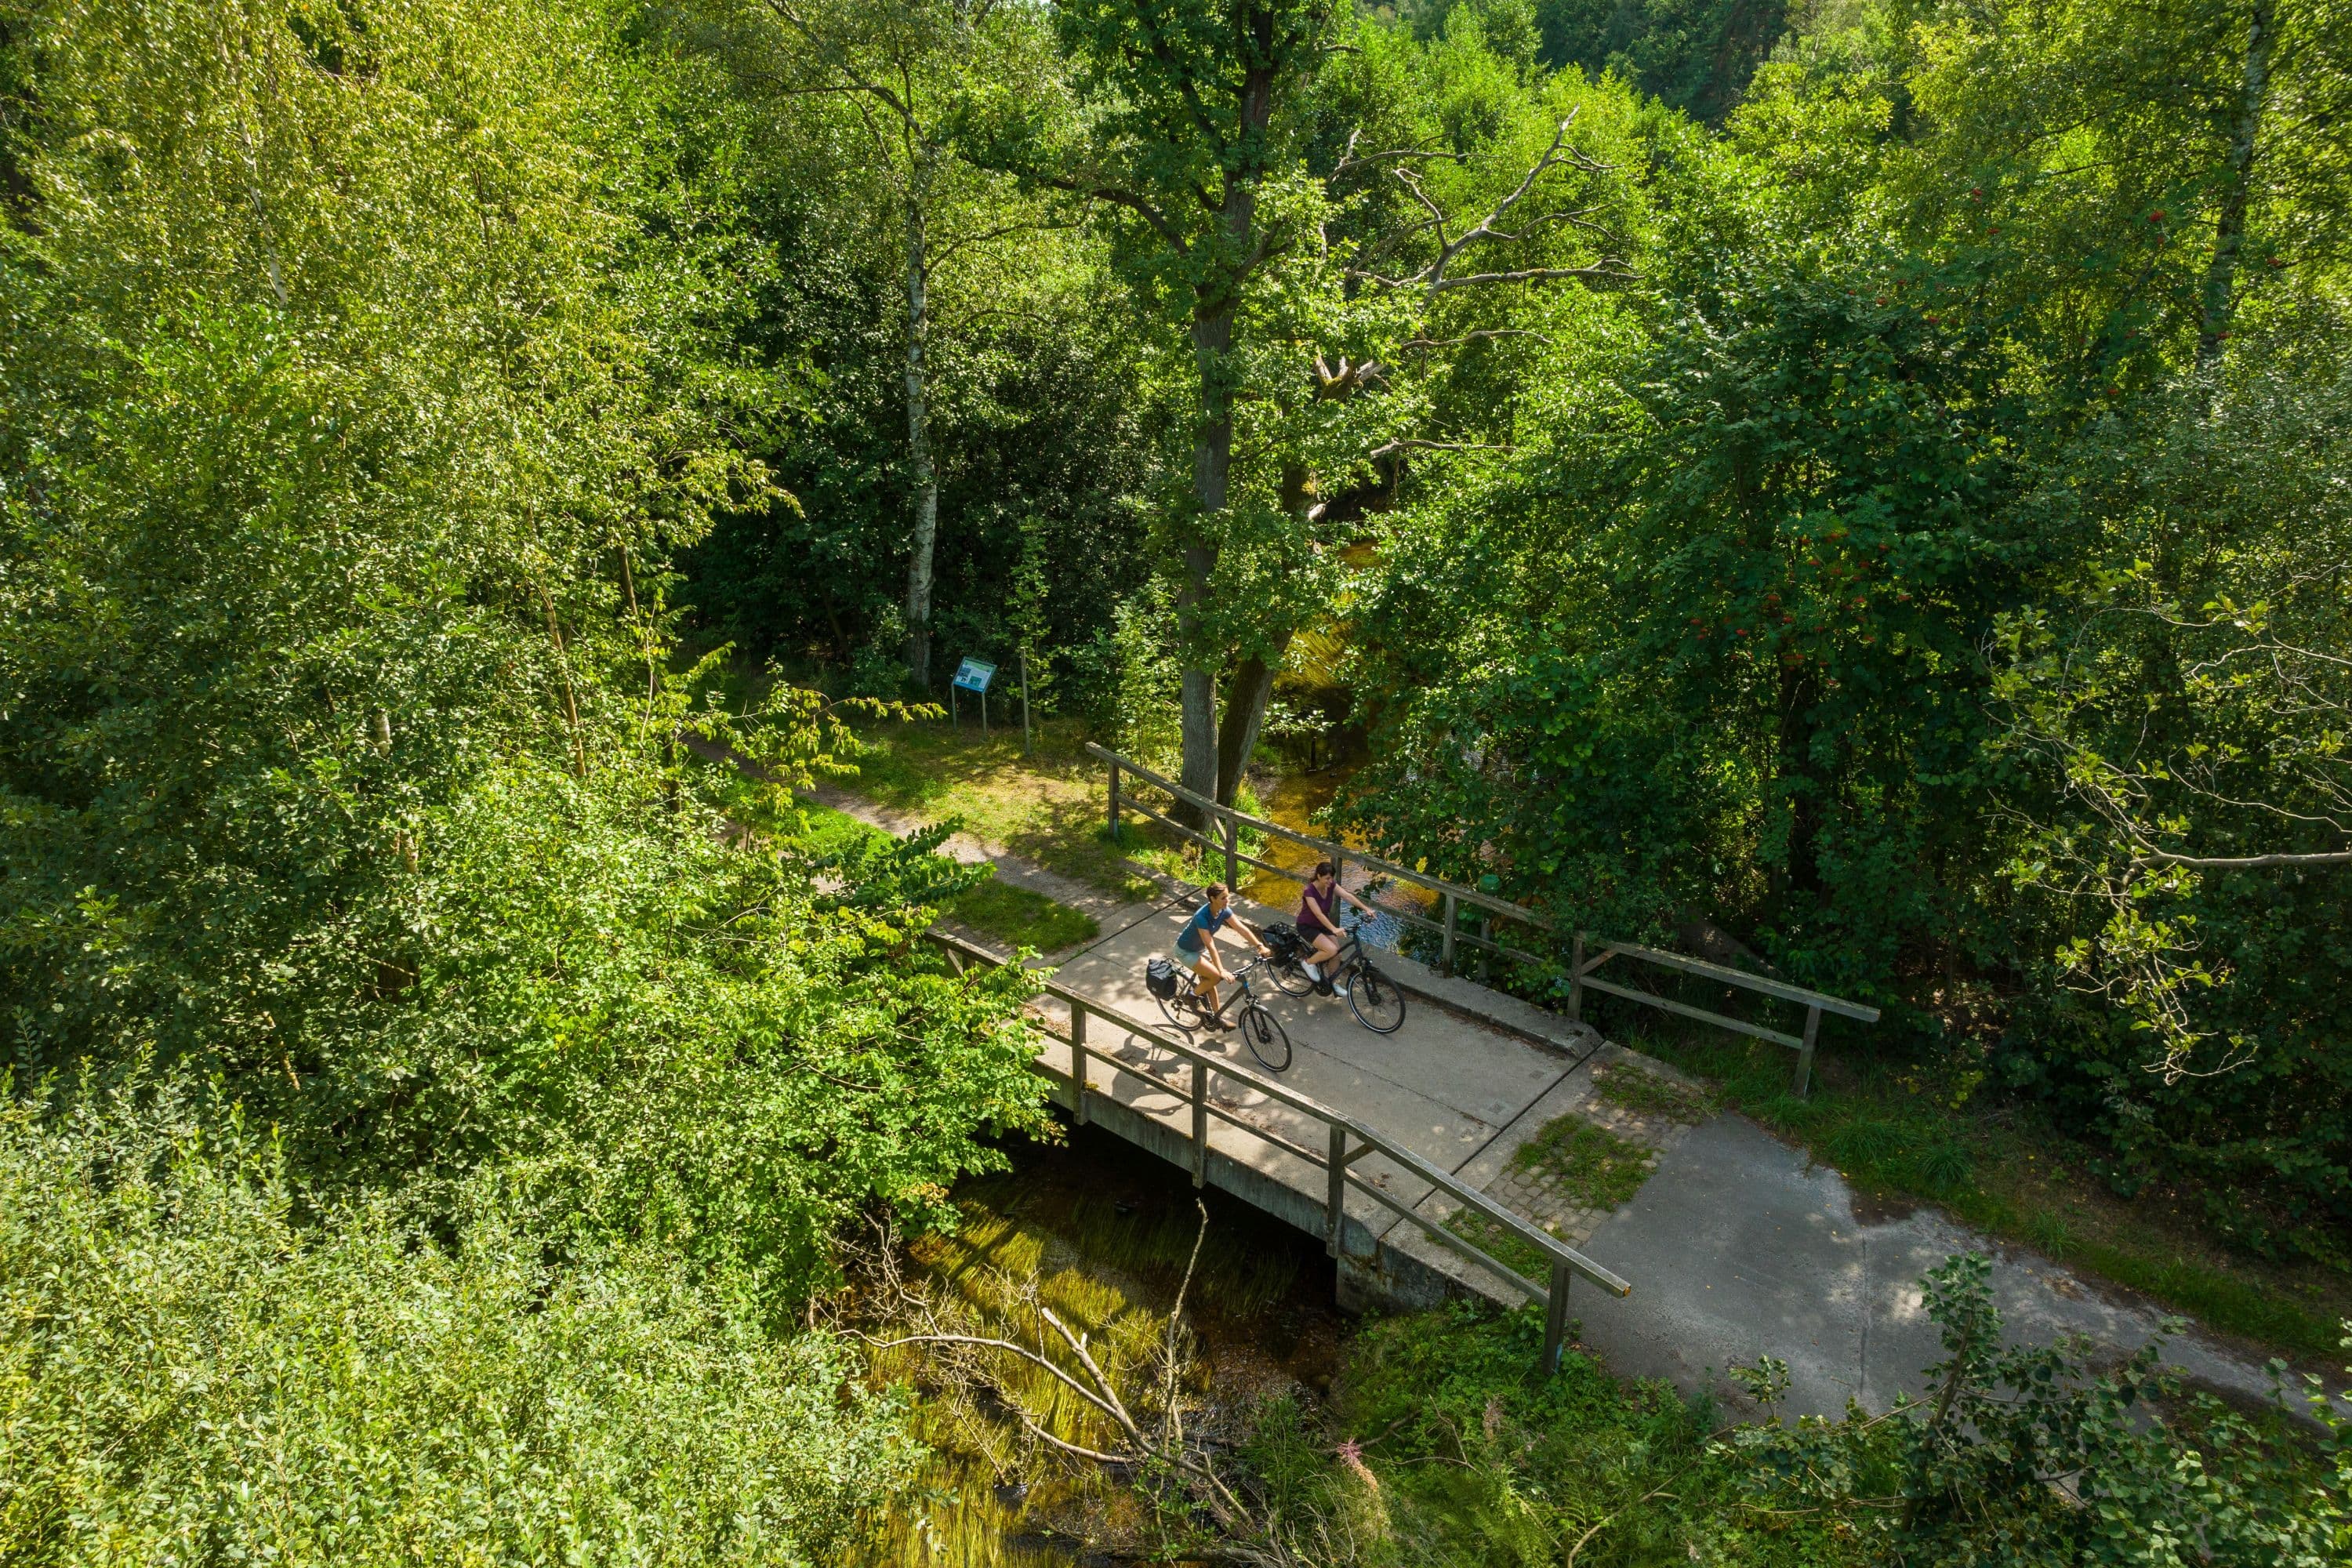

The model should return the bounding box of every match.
[1172,883,1268,1029]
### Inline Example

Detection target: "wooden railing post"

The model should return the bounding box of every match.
[1106,760,1120,841]
[1439,892,1457,975]
[1540,1260,1572,1374]
[1190,1060,1208,1187]
[1792,1004,1821,1098]
[1479,913,1494,981]
[1222,813,1240,890]
[1567,931,1585,1021]
[1325,1124,1346,1259]
[1070,1003,1090,1126]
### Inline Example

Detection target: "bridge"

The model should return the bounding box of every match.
[927,746,1882,1377]
[858,745,2293,1418]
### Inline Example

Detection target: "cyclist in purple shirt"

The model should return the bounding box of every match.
[1296,860,1374,996]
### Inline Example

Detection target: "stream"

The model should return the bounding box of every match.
[857,1123,1350,1566]
[1236,761,1436,953]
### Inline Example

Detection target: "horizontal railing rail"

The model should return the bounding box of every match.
[922,927,1627,1374]
[1092,743,1878,1094]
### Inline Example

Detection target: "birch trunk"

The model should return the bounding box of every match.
[2197,0,2273,367]
[902,153,941,688]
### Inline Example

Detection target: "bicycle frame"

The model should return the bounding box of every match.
[1183,951,1271,1020]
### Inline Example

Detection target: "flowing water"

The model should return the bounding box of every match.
[856,1126,1349,1566]
[1236,761,1436,952]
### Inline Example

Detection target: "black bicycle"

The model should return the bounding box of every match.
[1269,920,1406,1035]
[1145,950,1294,1072]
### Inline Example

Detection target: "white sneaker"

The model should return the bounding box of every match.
[1302,962,1322,981]
[1332,982,1350,998]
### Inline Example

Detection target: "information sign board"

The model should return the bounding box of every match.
[951,657,996,694]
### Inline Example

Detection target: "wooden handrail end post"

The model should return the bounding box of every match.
[1070,1003,1090,1127]
[1540,1260,1572,1375]
[1190,1061,1208,1189]
[1792,1004,1821,1099]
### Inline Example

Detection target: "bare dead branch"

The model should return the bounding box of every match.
[1399,328,1548,351]
[2133,848,2352,869]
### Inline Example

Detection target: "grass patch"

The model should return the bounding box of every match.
[1606,1007,2352,1363]
[946,878,1098,953]
[1442,1208,1559,1285]
[1592,1062,1718,1124]
[707,773,1101,956]
[1508,1115,1657,1210]
[840,717,1162,900]
[800,800,1097,953]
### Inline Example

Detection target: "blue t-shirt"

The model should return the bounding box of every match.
[1175,902,1232,954]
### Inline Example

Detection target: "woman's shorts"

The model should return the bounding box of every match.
[1173,942,1207,971]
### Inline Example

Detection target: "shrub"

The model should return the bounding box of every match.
[0,1076,915,1566]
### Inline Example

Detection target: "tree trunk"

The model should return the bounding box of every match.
[1174,55,1275,828]
[1177,307,1233,826]
[1213,455,1311,806]
[1214,634,1290,807]
[902,153,940,688]
[2197,0,2273,367]
[1776,662,1823,899]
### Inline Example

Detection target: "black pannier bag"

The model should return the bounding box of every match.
[1265,926,1301,961]
[1145,957,1179,999]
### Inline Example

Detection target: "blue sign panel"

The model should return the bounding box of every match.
[951,657,996,694]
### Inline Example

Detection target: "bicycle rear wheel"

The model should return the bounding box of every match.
[1348,963,1406,1034]
[1241,1004,1292,1072]
[1156,989,1200,1034]
[1271,953,1316,997]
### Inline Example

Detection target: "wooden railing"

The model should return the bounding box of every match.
[924,927,1629,1374]
[1093,743,1879,1096]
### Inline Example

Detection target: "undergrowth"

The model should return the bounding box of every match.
[1236,1300,1864,1566]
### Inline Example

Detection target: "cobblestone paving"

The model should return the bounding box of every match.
[1479,1061,1711,1247]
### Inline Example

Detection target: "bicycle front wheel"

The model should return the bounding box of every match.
[1348,964,1406,1034]
[1241,1004,1293,1072]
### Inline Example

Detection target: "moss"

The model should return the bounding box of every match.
[1592,1061,1719,1123]
[1508,1115,1657,1210]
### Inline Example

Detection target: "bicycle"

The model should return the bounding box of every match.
[1144,950,1294,1072]
[1269,919,1406,1035]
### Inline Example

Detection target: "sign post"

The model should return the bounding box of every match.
[1018,648,1031,756]
[952,658,996,740]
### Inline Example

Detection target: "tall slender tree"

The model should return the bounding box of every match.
[979,0,1637,807]
[720,0,1049,688]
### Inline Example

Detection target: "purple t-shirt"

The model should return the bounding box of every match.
[1297,881,1340,936]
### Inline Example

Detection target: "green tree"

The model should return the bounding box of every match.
[0,0,1047,1294]
[701,0,1069,689]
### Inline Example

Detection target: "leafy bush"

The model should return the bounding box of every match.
[1730,1254,2349,1566]
[1232,1258,2349,1566]
[0,1077,914,1566]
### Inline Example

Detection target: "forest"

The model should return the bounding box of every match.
[1,0,2348,1561]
